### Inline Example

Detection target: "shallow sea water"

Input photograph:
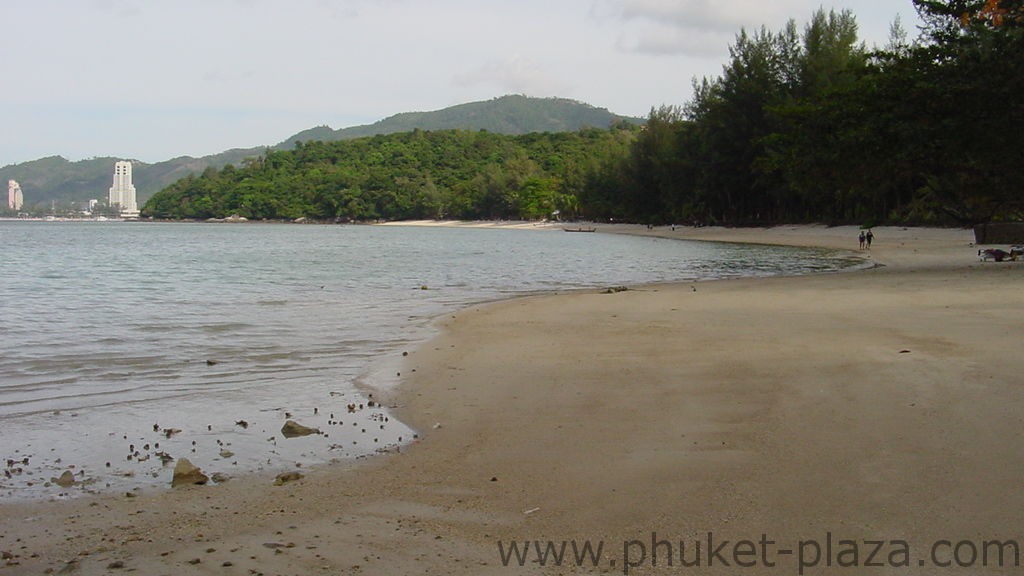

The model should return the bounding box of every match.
[0,221,863,499]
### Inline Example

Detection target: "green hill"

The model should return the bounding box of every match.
[0,96,644,211]
[274,95,643,149]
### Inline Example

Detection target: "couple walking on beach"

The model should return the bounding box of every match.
[859,229,874,250]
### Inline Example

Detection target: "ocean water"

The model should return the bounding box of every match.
[0,221,862,499]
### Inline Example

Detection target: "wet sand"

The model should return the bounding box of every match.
[3,224,1024,575]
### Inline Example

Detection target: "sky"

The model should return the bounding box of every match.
[0,0,922,168]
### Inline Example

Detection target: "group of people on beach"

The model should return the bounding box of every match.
[858,229,874,250]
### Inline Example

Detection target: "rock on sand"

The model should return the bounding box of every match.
[171,458,209,487]
[280,420,320,438]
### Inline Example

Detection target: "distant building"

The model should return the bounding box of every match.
[108,161,139,218]
[7,179,23,210]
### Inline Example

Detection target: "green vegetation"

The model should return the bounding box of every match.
[142,127,638,221]
[600,2,1024,226]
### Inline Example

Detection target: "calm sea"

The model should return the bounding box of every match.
[0,221,861,498]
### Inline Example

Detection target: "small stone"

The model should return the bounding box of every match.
[273,471,304,486]
[53,470,76,488]
[171,458,209,487]
[280,420,320,438]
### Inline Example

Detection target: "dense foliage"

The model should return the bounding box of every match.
[142,128,637,221]
[601,2,1024,226]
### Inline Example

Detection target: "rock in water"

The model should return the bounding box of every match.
[280,420,320,438]
[53,470,76,488]
[171,458,209,487]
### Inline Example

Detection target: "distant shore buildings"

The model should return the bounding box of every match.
[109,161,139,219]
[8,179,23,210]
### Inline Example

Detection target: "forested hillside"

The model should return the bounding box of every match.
[276,95,643,150]
[143,127,638,221]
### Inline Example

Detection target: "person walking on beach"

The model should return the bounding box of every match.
[866,229,874,249]
[859,230,866,250]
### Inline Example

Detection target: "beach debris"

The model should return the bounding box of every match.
[432,422,442,429]
[281,420,320,438]
[899,349,911,354]
[171,458,209,487]
[524,507,540,515]
[218,449,234,459]
[163,428,182,438]
[206,359,218,366]
[602,286,629,294]
[490,476,498,482]
[235,420,249,429]
[273,471,304,486]
[52,470,77,488]
[210,472,230,484]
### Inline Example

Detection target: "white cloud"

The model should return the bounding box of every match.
[453,54,573,97]
[614,21,734,58]
[614,0,815,29]
[595,0,860,57]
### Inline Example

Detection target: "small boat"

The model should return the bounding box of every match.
[563,226,596,233]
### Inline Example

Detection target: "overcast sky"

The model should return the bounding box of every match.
[0,0,922,168]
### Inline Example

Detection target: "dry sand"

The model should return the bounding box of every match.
[3,224,1024,575]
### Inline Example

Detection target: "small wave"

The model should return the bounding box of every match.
[201,322,254,334]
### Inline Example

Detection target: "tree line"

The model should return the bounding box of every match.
[142,127,637,221]
[143,1,1023,226]
[593,0,1024,226]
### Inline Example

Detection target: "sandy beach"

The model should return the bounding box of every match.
[3,224,1024,575]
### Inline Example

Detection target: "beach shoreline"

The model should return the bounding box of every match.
[4,223,1024,576]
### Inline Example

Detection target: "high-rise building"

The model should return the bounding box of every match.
[7,179,23,210]
[108,161,139,218]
